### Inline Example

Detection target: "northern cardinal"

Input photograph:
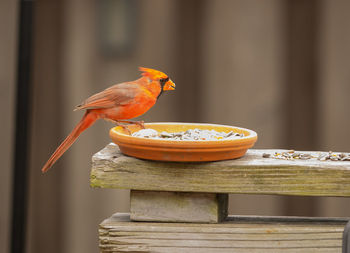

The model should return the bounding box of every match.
[42,67,175,173]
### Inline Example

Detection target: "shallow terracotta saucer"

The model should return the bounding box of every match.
[109,122,258,162]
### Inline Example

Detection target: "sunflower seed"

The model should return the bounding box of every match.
[292,153,300,158]
[262,153,271,158]
[330,156,339,161]
[160,132,173,138]
[299,153,312,160]
[342,156,350,161]
[317,154,327,161]
[339,153,346,159]
[132,129,158,138]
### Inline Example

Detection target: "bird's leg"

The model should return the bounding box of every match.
[117,120,145,129]
[105,119,131,135]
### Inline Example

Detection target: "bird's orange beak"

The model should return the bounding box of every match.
[163,79,175,91]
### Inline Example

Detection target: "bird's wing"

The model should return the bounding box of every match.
[75,82,140,110]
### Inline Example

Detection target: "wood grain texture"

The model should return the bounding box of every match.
[99,213,348,253]
[130,191,228,223]
[91,144,350,197]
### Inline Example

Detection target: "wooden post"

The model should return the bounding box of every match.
[130,190,228,223]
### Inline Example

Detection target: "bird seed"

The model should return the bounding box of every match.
[262,149,350,162]
[132,128,245,141]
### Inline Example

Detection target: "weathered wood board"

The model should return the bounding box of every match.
[99,213,348,253]
[130,191,228,223]
[91,144,350,197]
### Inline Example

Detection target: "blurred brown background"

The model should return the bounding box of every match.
[1,0,350,252]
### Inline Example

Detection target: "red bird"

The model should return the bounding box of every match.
[42,67,175,173]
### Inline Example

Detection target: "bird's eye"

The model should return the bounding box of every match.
[160,77,169,83]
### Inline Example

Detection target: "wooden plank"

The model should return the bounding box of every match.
[130,191,228,223]
[99,213,347,253]
[91,144,350,197]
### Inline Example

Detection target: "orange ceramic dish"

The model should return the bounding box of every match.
[109,122,257,162]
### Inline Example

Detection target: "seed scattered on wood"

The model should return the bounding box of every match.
[299,154,312,160]
[292,153,300,158]
[262,150,350,162]
[317,154,327,161]
[132,128,245,141]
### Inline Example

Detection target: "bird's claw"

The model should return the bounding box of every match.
[120,125,131,135]
[135,120,145,129]
[108,119,145,134]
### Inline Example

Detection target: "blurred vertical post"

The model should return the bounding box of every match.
[175,0,205,122]
[11,0,34,252]
[284,0,320,216]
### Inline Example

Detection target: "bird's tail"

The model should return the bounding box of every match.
[41,111,98,173]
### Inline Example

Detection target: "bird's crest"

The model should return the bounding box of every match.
[139,67,168,80]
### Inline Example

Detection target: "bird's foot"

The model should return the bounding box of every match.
[119,125,131,135]
[134,120,145,129]
[106,119,132,134]
[118,120,145,129]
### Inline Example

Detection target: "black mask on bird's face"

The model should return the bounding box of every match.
[157,77,175,99]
